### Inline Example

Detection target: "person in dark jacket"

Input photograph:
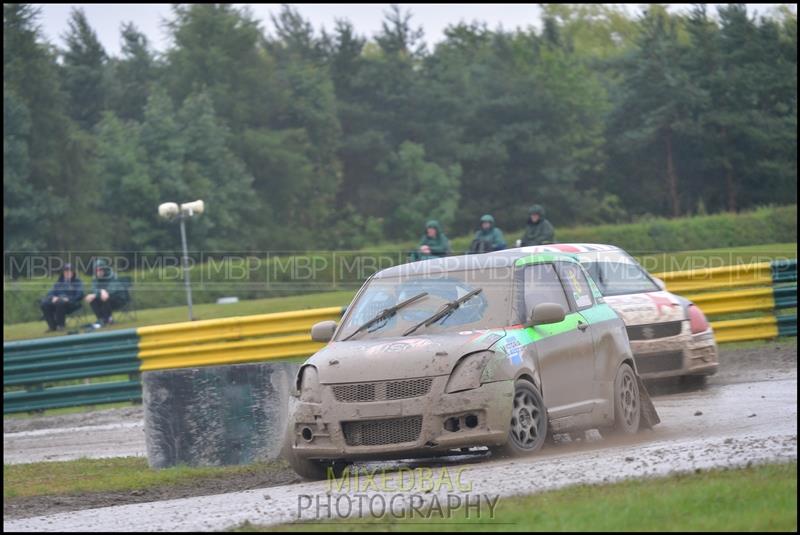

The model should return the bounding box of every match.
[468,214,506,254]
[40,263,84,331]
[84,259,129,326]
[410,220,451,261]
[519,204,556,246]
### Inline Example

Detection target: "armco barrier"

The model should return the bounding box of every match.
[3,307,344,414]
[653,259,796,293]
[710,314,797,344]
[3,329,141,413]
[3,260,796,413]
[654,258,796,344]
[137,306,343,371]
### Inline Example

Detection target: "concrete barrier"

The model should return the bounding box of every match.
[143,361,299,468]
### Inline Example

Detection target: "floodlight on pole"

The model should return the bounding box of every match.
[158,200,204,321]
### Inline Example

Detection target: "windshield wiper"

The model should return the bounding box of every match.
[402,288,483,337]
[340,292,428,341]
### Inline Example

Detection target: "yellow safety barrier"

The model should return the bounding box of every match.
[139,334,325,371]
[684,287,777,316]
[710,316,779,344]
[137,306,342,371]
[653,262,773,293]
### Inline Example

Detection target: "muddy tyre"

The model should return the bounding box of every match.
[679,374,707,390]
[613,363,641,434]
[282,432,349,480]
[491,379,548,458]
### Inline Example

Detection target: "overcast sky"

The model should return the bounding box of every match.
[34,3,794,56]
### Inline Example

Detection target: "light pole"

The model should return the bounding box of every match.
[159,200,204,321]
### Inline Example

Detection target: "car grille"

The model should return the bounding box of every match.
[342,416,423,446]
[332,378,433,403]
[634,351,684,374]
[627,321,683,341]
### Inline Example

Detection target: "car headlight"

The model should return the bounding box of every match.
[687,304,710,334]
[445,351,492,393]
[298,366,322,403]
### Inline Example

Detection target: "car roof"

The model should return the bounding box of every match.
[374,248,585,279]
[518,243,621,254]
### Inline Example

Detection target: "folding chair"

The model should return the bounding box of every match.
[114,276,137,322]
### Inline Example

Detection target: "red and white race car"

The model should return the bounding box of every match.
[520,243,718,384]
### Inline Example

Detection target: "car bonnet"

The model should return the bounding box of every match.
[305,330,506,383]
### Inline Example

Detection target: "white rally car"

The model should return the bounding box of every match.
[520,244,718,384]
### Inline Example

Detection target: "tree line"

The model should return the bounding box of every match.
[3,3,797,254]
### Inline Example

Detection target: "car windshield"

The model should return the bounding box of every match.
[336,268,514,340]
[581,259,659,296]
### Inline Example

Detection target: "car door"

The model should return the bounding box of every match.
[523,262,594,416]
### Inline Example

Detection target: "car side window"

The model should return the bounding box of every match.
[556,262,594,311]
[524,263,570,316]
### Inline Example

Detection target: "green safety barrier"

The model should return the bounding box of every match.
[4,329,141,413]
[772,258,798,283]
[778,313,798,338]
[3,380,142,413]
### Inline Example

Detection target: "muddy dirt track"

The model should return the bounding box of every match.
[3,342,797,531]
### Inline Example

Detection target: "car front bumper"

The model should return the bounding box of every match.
[288,377,513,461]
[631,324,719,380]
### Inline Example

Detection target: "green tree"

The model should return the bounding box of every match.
[3,89,45,251]
[108,22,158,122]
[609,6,701,217]
[3,3,85,250]
[140,88,187,212]
[380,142,461,240]
[178,91,256,250]
[165,4,276,130]
[61,7,108,129]
[94,112,161,251]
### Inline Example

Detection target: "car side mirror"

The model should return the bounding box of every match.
[530,303,566,326]
[311,320,337,342]
[653,277,667,291]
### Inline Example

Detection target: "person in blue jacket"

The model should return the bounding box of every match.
[40,263,84,331]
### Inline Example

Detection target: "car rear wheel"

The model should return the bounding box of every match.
[613,363,641,434]
[491,379,548,458]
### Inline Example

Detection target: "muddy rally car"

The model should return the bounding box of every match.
[520,244,719,384]
[284,251,659,479]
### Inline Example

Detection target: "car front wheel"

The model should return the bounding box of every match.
[613,363,641,434]
[282,431,350,480]
[491,379,548,458]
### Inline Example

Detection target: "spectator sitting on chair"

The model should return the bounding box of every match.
[40,263,84,332]
[519,204,555,246]
[409,220,451,261]
[84,259,128,327]
[468,214,506,254]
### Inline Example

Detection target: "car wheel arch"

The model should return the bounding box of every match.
[514,370,541,392]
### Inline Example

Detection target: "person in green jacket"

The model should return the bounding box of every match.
[410,220,451,261]
[468,214,506,254]
[84,259,129,326]
[519,204,555,246]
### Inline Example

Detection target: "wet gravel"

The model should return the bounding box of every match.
[3,342,797,530]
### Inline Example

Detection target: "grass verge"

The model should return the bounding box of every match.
[236,462,797,532]
[3,456,289,499]
[3,289,355,341]
[3,401,137,420]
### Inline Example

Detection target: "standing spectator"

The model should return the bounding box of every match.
[468,214,506,254]
[410,220,451,261]
[84,259,128,327]
[40,263,84,332]
[519,204,556,246]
